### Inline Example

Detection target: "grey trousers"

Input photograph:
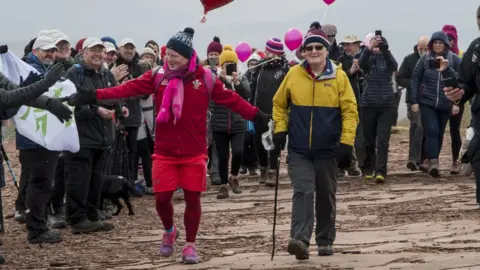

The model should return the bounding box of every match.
[288,152,337,246]
[407,104,424,164]
[209,140,219,177]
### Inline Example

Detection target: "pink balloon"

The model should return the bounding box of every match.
[284,28,303,51]
[323,0,335,5]
[235,42,251,62]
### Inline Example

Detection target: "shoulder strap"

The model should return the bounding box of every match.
[151,66,165,95]
[202,67,216,102]
[74,64,83,85]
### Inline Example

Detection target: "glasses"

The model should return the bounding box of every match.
[327,35,336,38]
[305,45,325,52]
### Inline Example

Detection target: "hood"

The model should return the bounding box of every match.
[428,31,450,50]
[26,52,49,72]
[442,24,459,54]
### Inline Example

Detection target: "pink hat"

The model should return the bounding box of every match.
[361,33,375,47]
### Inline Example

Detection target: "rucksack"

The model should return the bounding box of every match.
[151,65,216,101]
[74,64,84,84]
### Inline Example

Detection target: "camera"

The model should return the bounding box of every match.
[113,103,126,121]
[428,58,441,69]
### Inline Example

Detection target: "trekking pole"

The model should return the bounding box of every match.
[271,151,282,261]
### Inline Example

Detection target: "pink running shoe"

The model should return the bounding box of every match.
[159,227,179,257]
[182,243,199,264]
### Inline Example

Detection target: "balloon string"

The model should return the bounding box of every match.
[321,5,329,24]
[246,57,279,71]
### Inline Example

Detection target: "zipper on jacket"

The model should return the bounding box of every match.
[309,80,315,150]
[435,72,440,109]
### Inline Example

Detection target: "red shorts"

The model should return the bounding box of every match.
[152,154,208,193]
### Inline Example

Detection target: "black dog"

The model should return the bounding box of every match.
[101,175,135,216]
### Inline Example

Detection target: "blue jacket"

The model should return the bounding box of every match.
[410,31,461,112]
[359,39,398,107]
[15,53,50,150]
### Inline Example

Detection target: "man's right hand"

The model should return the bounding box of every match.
[444,87,464,102]
[46,98,73,123]
[273,132,287,150]
[111,64,129,83]
[44,62,65,84]
[411,104,419,113]
[98,107,114,120]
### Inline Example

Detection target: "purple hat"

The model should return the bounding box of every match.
[265,38,284,55]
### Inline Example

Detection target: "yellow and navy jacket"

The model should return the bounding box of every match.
[272,60,358,157]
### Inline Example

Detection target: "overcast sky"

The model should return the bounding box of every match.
[1,0,479,118]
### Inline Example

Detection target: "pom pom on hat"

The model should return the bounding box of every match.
[219,44,238,66]
[207,36,223,55]
[310,21,321,30]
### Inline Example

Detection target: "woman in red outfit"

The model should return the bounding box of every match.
[68,27,267,264]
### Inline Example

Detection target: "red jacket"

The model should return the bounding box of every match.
[96,66,259,157]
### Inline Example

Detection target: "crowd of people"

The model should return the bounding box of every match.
[0,5,479,265]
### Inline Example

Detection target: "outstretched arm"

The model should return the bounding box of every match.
[211,78,258,121]
[96,70,155,100]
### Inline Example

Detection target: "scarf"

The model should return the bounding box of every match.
[156,51,197,125]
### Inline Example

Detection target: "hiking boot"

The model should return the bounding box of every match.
[217,185,229,199]
[228,175,242,194]
[47,213,66,229]
[145,187,154,195]
[259,167,267,184]
[450,161,460,175]
[94,221,115,232]
[375,174,385,184]
[407,160,418,171]
[28,230,62,244]
[248,167,258,177]
[347,164,362,176]
[160,226,179,257]
[317,245,334,256]
[287,239,309,260]
[419,160,429,173]
[182,243,199,264]
[14,210,26,223]
[210,174,221,186]
[239,167,247,175]
[363,172,374,181]
[265,169,277,187]
[70,220,103,234]
[428,159,440,177]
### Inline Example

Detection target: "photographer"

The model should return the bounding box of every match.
[359,32,398,183]
[211,45,251,199]
[411,31,461,177]
[444,4,480,205]
[64,38,121,234]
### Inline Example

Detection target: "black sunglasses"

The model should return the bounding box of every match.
[305,45,324,52]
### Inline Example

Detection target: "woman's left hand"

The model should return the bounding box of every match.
[452,104,460,116]
[437,56,449,72]
[232,72,240,85]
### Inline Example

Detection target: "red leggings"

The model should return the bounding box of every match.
[155,190,201,243]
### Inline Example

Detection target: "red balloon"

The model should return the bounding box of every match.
[323,0,335,5]
[201,0,234,13]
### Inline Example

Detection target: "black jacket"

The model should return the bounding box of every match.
[65,64,117,149]
[210,75,251,133]
[243,69,256,104]
[115,55,147,127]
[329,40,342,62]
[359,39,398,107]
[459,37,480,114]
[411,50,461,111]
[253,57,290,114]
[337,51,364,102]
[0,73,55,109]
[396,45,421,104]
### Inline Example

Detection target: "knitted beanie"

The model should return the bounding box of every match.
[140,47,156,58]
[219,45,238,66]
[75,38,87,51]
[265,38,284,55]
[322,24,338,37]
[207,36,223,55]
[101,36,118,49]
[166,27,195,59]
[303,25,330,50]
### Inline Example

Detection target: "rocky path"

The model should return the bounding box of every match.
[0,129,479,269]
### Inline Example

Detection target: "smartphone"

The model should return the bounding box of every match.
[428,59,441,69]
[375,30,382,37]
[209,58,218,68]
[226,63,237,76]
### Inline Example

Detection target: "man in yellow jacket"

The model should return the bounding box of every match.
[272,24,358,260]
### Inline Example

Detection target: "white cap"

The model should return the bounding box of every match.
[36,29,50,37]
[82,37,105,49]
[104,42,116,53]
[52,33,70,45]
[119,38,136,48]
[32,36,58,51]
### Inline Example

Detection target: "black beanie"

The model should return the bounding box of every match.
[166,27,195,59]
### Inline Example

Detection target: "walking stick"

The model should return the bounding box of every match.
[271,151,281,261]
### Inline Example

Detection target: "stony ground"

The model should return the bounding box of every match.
[0,126,479,270]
